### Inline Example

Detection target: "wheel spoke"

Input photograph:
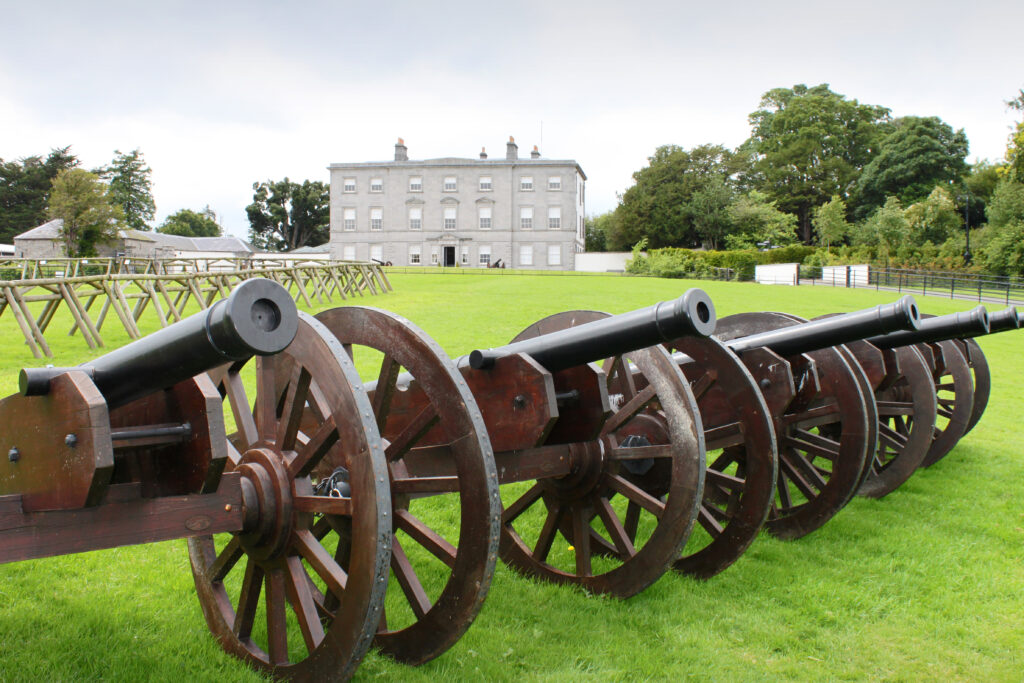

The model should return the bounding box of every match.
[532,503,563,562]
[265,567,289,665]
[209,536,243,582]
[697,504,725,537]
[294,528,348,595]
[372,354,401,433]
[293,495,352,516]
[605,354,637,401]
[390,537,432,620]
[688,370,716,402]
[779,451,825,499]
[705,468,746,494]
[595,496,636,558]
[502,482,544,525]
[256,355,278,445]
[277,364,312,451]
[224,371,258,449]
[395,509,457,569]
[572,507,592,577]
[608,443,673,461]
[604,473,666,518]
[783,429,841,462]
[234,558,263,639]
[385,404,439,462]
[284,556,325,654]
[288,416,340,477]
[601,384,658,437]
[623,501,641,542]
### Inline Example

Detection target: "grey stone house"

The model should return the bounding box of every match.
[13,220,254,259]
[328,138,586,269]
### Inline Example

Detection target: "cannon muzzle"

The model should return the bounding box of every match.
[19,278,298,408]
[469,289,716,371]
[865,305,990,350]
[724,295,920,357]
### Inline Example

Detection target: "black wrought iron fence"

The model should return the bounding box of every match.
[800,265,1024,304]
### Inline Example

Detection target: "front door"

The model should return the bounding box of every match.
[443,246,456,267]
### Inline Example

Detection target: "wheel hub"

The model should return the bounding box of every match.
[236,448,296,561]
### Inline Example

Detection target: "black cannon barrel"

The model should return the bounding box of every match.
[468,288,716,372]
[724,296,920,357]
[865,305,989,350]
[987,306,1020,334]
[19,278,299,409]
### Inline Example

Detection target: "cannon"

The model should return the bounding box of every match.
[0,279,406,680]
[306,289,716,664]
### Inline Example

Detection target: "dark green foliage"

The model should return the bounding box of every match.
[985,180,1024,228]
[47,169,122,256]
[851,117,969,221]
[0,147,78,242]
[607,144,745,251]
[101,149,155,231]
[627,244,815,280]
[246,178,329,251]
[584,213,611,252]
[1005,90,1024,184]
[158,207,222,237]
[746,84,890,242]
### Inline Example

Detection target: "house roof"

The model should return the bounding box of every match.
[15,219,63,240]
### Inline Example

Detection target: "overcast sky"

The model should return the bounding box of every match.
[2,0,1022,239]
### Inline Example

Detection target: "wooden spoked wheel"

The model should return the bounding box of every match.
[715,313,872,540]
[189,313,392,681]
[498,311,705,598]
[959,338,991,435]
[315,306,500,665]
[919,339,975,468]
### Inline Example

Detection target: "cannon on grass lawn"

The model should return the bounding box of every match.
[307,289,717,665]
[502,297,922,583]
[1,279,404,681]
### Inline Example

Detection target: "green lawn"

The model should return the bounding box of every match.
[0,273,1021,681]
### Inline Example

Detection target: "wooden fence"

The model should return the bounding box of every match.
[0,259,392,358]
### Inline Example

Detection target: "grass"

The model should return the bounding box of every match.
[0,273,1022,681]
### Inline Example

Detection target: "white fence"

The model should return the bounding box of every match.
[821,264,870,287]
[755,263,798,285]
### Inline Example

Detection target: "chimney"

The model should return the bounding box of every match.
[480,146,488,160]
[506,136,518,160]
[395,137,408,162]
[531,145,540,159]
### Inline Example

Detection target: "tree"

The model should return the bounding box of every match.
[812,196,850,251]
[1004,90,1024,184]
[963,159,1003,228]
[101,149,155,231]
[246,178,330,251]
[158,207,222,237]
[47,169,122,256]
[608,144,743,250]
[986,180,1024,228]
[690,177,734,250]
[852,197,909,256]
[0,147,79,242]
[584,212,611,252]
[850,116,969,221]
[745,84,890,242]
[904,186,962,244]
[724,190,798,250]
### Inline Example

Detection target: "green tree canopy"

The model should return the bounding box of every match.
[723,190,797,250]
[812,195,850,251]
[0,147,79,242]
[986,180,1024,228]
[745,83,890,242]
[850,116,969,221]
[584,212,611,252]
[963,160,1003,228]
[851,197,909,256]
[101,148,155,231]
[158,207,222,237]
[246,178,330,251]
[904,186,962,244]
[607,144,744,250]
[1004,90,1024,184]
[47,169,122,256]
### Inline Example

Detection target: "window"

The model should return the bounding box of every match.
[478,245,491,267]
[520,207,533,230]
[343,178,356,193]
[408,207,422,230]
[444,207,457,231]
[479,206,492,230]
[370,178,383,193]
[343,208,356,231]
[443,176,457,192]
[370,245,383,262]
[579,216,585,238]
[370,208,383,231]
[409,245,422,265]
[519,245,533,266]
[409,176,422,192]
[548,207,561,230]
[547,244,561,266]
[342,245,356,260]
[548,176,562,191]
[520,176,533,191]
[479,175,492,191]
[461,246,469,264]
[431,247,439,265]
